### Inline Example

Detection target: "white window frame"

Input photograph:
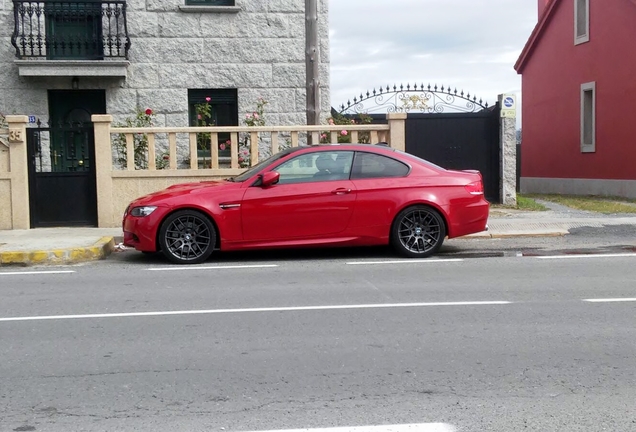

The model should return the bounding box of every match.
[179,0,240,13]
[575,0,590,45]
[580,82,596,153]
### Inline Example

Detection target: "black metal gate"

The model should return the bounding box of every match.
[27,124,98,227]
[405,106,501,203]
[337,83,502,203]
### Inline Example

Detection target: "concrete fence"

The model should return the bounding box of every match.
[0,114,407,229]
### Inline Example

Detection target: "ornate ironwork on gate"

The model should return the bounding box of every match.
[338,83,490,115]
[30,118,93,172]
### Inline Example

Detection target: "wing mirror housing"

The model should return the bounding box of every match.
[260,171,280,187]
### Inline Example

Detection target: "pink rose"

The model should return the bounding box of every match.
[219,143,226,150]
[320,133,327,140]
[328,119,334,125]
[197,114,201,120]
[341,130,348,136]
[253,113,259,119]
[205,97,211,102]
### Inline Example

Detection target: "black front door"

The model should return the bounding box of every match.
[27,90,106,227]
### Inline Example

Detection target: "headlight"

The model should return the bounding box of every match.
[130,206,158,217]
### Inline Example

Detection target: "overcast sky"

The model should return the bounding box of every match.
[328,0,538,117]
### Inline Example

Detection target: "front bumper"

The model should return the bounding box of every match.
[122,207,168,252]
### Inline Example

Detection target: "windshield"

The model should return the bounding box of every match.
[231,147,302,182]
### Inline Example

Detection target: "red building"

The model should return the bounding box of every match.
[515,0,636,198]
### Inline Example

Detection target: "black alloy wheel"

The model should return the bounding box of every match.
[158,210,216,264]
[391,205,445,258]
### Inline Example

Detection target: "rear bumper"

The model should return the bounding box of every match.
[450,218,489,238]
[447,198,489,238]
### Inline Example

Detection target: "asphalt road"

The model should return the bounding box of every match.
[1,247,636,432]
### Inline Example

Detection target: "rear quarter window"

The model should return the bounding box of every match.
[351,152,410,179]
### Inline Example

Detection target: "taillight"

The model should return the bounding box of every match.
[465,181,484,195]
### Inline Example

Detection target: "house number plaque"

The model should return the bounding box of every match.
[8,129,23,143]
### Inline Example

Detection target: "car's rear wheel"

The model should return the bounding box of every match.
[158,210,216,264]
[391,205,446,258]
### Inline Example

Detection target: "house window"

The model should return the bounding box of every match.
[580,82,596,153]
[45,3,104,60]
[188,89,238,164]
[575,0,589,44]
[184,0,234,6]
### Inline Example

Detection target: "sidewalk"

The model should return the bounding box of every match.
[0,227,122,266]
[467,207,636,238]
[2,207,636,266]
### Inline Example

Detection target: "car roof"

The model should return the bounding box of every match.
[301,143,447,172]
[294,143,395,152]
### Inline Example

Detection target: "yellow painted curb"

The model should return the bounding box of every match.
[29,251,50,264]
[0,251,28,265]
[0,237,116,266]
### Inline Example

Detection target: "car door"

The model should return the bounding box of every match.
[241,150,356,242]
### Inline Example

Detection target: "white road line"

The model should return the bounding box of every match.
[0,301,511,323]
[583,298,636,303]
[347,259,464,265]
[147,264,279,271]
[0,270,75,276]
[242,424,456,432]
[536,253,636,260]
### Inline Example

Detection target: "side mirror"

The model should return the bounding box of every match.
[260,171,280,187]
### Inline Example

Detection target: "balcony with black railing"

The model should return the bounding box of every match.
[11,0,131,77]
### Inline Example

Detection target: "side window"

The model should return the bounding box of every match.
[574,0,589,45]
[274,151,354,184]
[351,152,410,179]
[580,82,595,153]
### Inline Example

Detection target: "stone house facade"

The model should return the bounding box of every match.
[0,0,331,132]
[0,0,331,228]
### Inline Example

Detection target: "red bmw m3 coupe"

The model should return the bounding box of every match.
[122,144,489,264]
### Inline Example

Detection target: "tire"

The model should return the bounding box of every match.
[391,205,446,258]
[158,210,216,264]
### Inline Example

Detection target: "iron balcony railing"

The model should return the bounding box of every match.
[11,0,130,60]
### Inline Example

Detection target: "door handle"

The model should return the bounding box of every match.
[331,188,352,195]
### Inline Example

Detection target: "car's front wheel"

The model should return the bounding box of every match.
[391,205,446,258]
[158,210,216,264]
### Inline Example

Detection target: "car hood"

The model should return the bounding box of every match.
[131,180,240,206]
